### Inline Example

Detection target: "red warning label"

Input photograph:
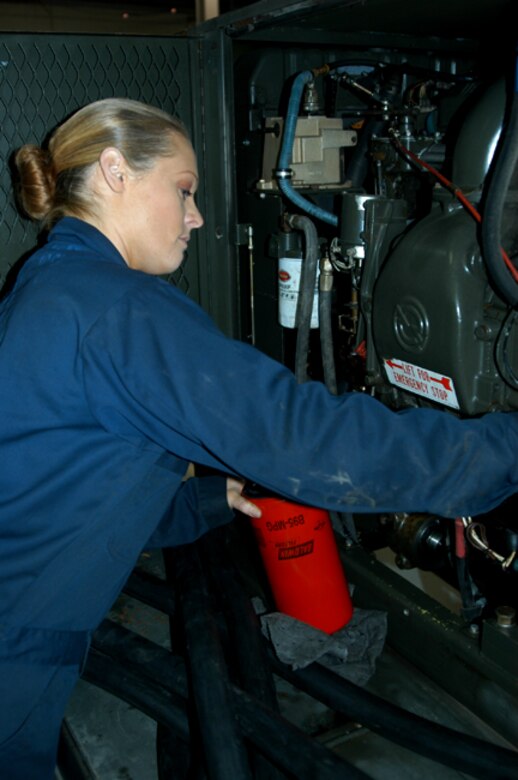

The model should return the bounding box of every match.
[383,358,460,409]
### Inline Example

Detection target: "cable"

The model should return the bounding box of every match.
[122,568,176,615]
[268,652,518,780]
[463,515,517,571]
[173,543,253,780]
[199,530,290,780]
[89,619,372,780]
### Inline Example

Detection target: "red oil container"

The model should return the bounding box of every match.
[248,494,353,634]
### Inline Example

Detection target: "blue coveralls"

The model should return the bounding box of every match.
[1,217,517,778]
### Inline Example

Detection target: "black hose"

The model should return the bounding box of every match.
[268,653,518,780]
[93,619,189,698]
[99,541,518,779]
[319,279,338,394]
[200,530,284,780]
[90,620,196,780]
[481,85,518,306]
[231,685,370,780]
[89,620,372,780]
[200,532,279,710]
[287,214,319,384]
[173,543,254,780]
[83,648,190,740]
[122,568,176,616]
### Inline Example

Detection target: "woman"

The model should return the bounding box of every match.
[0,98,517,778]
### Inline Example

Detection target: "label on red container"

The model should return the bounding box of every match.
[266,513,305,532]
[278,540,314,560]
[249,498,354,632]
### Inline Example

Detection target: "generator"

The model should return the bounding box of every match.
[191,0,518,744]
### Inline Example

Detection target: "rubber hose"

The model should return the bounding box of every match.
[481,88,518,306]
[91,618,198,780]
[173,544,253,780]
[89,620,372,780]
[287,214,319,384]
[122,568,176,616]
[268,653,518,780]
[277,71,338,226]
[319,285,338,394]
[278,178,339,226]
[84,648,189,739]
[278,71,313,171]
[200,531,279,710]
[200,530,284,780]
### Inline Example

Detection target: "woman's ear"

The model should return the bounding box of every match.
[99,147,127,192]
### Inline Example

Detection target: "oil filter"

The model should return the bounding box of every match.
[248,491,353,634]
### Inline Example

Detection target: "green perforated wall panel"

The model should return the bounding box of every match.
[0,33,196,296]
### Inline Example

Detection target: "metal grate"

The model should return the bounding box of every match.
[0,34,192,294]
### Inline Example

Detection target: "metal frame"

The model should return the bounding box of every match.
[343,546,518,746]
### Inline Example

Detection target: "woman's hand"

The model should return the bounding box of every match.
[226,478,262,518]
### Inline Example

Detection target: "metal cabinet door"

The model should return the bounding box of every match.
[0,31,239,335]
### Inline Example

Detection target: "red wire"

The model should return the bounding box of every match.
[454,517,467,559]
[392,137,518,284]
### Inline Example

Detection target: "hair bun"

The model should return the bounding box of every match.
[14,144,56,221]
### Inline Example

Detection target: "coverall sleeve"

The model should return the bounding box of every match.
[145,475,233,548]
[81,280,518,519]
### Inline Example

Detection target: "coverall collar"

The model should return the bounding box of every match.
[45,217,127,269]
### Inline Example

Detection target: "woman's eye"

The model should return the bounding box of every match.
[180,189,192,200]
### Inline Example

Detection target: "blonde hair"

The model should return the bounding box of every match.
[14,98,189,227]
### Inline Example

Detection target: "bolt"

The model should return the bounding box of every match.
[496,605,516,628]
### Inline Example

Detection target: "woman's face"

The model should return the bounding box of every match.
[116,134,204,275]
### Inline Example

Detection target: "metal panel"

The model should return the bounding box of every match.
[187,29,242,337]
[343,546,518,747]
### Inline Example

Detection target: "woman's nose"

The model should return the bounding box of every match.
[187,202,204,229]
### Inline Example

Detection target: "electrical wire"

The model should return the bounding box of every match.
[462,515,517,570]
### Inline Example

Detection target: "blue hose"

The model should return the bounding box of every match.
[278,71,313,170]
[277,71,339,227]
